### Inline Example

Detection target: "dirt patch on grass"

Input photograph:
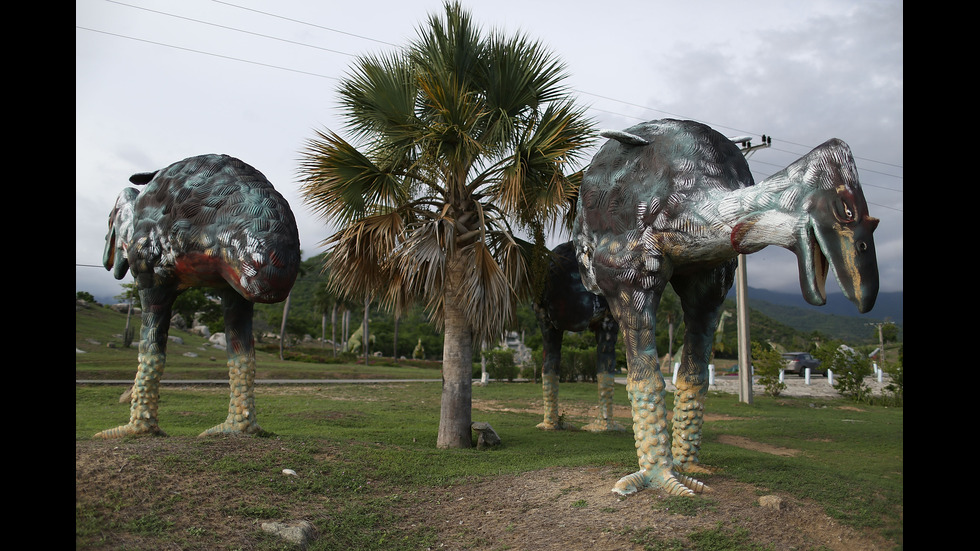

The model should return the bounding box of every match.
[401,466,890,551]
[76,437,890,551]
[77,379,898,549]
[75,438,891,551]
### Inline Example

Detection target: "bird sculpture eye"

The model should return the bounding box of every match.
[835,198,855,223]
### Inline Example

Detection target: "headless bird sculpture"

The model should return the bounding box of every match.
[96,154,301,438]
[533,241,623,432]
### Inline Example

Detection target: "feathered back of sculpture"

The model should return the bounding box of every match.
[121,154,301,303]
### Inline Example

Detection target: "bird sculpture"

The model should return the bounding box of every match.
[533,241,623,432]
[573,119,879,495]
[95,154,301,438]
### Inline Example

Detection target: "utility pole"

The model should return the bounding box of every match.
[729,133,772,404]
[735,254,753,403]
[867,322,891,370]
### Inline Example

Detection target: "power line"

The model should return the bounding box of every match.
[80,3,903,184]
[106,0,359,58]
[77,26,339,81]
[211,0,401,48]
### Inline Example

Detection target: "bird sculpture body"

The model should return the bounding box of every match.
[96,154,301,438]
[573,119,879,495]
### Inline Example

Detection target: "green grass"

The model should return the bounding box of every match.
[77,383,902,542]
[76,304,902,550]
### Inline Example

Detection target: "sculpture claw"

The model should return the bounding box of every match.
[535,420,576,431]
[198,421,264,437]
[611,469,708,497]
[581,418,626,432]
[93,423,166,439]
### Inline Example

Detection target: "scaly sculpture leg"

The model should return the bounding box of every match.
[670,267,735,472]
[536,323,573,430]
[582,372,625,432]
[614,351,706,496]
[94,286,176,438]
[671,373,708,472]
[537,373,574,430]
[605,290,706,496]
[201,292,264,436]
[582,316,624,432]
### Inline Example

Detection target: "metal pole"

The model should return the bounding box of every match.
[736,253,753,404]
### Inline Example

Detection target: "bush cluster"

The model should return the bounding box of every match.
[828,347,873,401]
[751,341,787,397]
[479,348,520,381]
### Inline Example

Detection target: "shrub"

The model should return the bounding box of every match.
[829,347,873,401]
[751,341,786,397]
[560,346,597,382]
[524,350,543,382]
[882,345,903,404]
[482,348,519,381]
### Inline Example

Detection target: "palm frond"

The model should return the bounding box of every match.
[321,211,405,300]
[338,50,420,149]
[456,239,516,340]
[298,130,411,225]
[490,100,596,228]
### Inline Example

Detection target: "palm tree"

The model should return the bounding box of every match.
[298,1,594,448]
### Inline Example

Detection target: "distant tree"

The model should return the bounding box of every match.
[76,291,97,303]
[280,251,308,360]
[657,287,682,371]
[884,345,903,400]
[170,288,222,331]
[881,323,899,343]
[115,282,139,305]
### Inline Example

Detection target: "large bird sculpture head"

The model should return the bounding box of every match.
[103,187,139,280]
[776,138,879,313]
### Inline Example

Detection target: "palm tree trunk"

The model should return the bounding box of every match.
[393,314,399,362]
[331,304,338,358]
[437,259,474,448]
[342,309,350,350]
[363,295,370,366]
[279,292,292,361]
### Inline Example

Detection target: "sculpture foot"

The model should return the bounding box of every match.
[581,418,626,432]
[611,469,709,497]
[536,420,576,431]
[199,420,265,437]
[93,423,166,439]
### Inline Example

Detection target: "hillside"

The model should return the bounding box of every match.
[81,252,901,352]
[726,287,902,342]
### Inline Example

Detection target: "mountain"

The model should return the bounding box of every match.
[730,287,902,323]
[727,287,902,342]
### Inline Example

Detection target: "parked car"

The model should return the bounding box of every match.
[781,352,825,377]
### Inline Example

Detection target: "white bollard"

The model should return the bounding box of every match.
[877,369,883,383]
[804,367,811,385]
[708,364,715,385]
[827,369,833,386]
[672,364,679,385]
[779,370,785,383]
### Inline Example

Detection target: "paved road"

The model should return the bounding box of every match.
[77,372,893,398]
[76,379,444,385]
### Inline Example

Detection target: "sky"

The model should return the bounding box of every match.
[76,0,903,309]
